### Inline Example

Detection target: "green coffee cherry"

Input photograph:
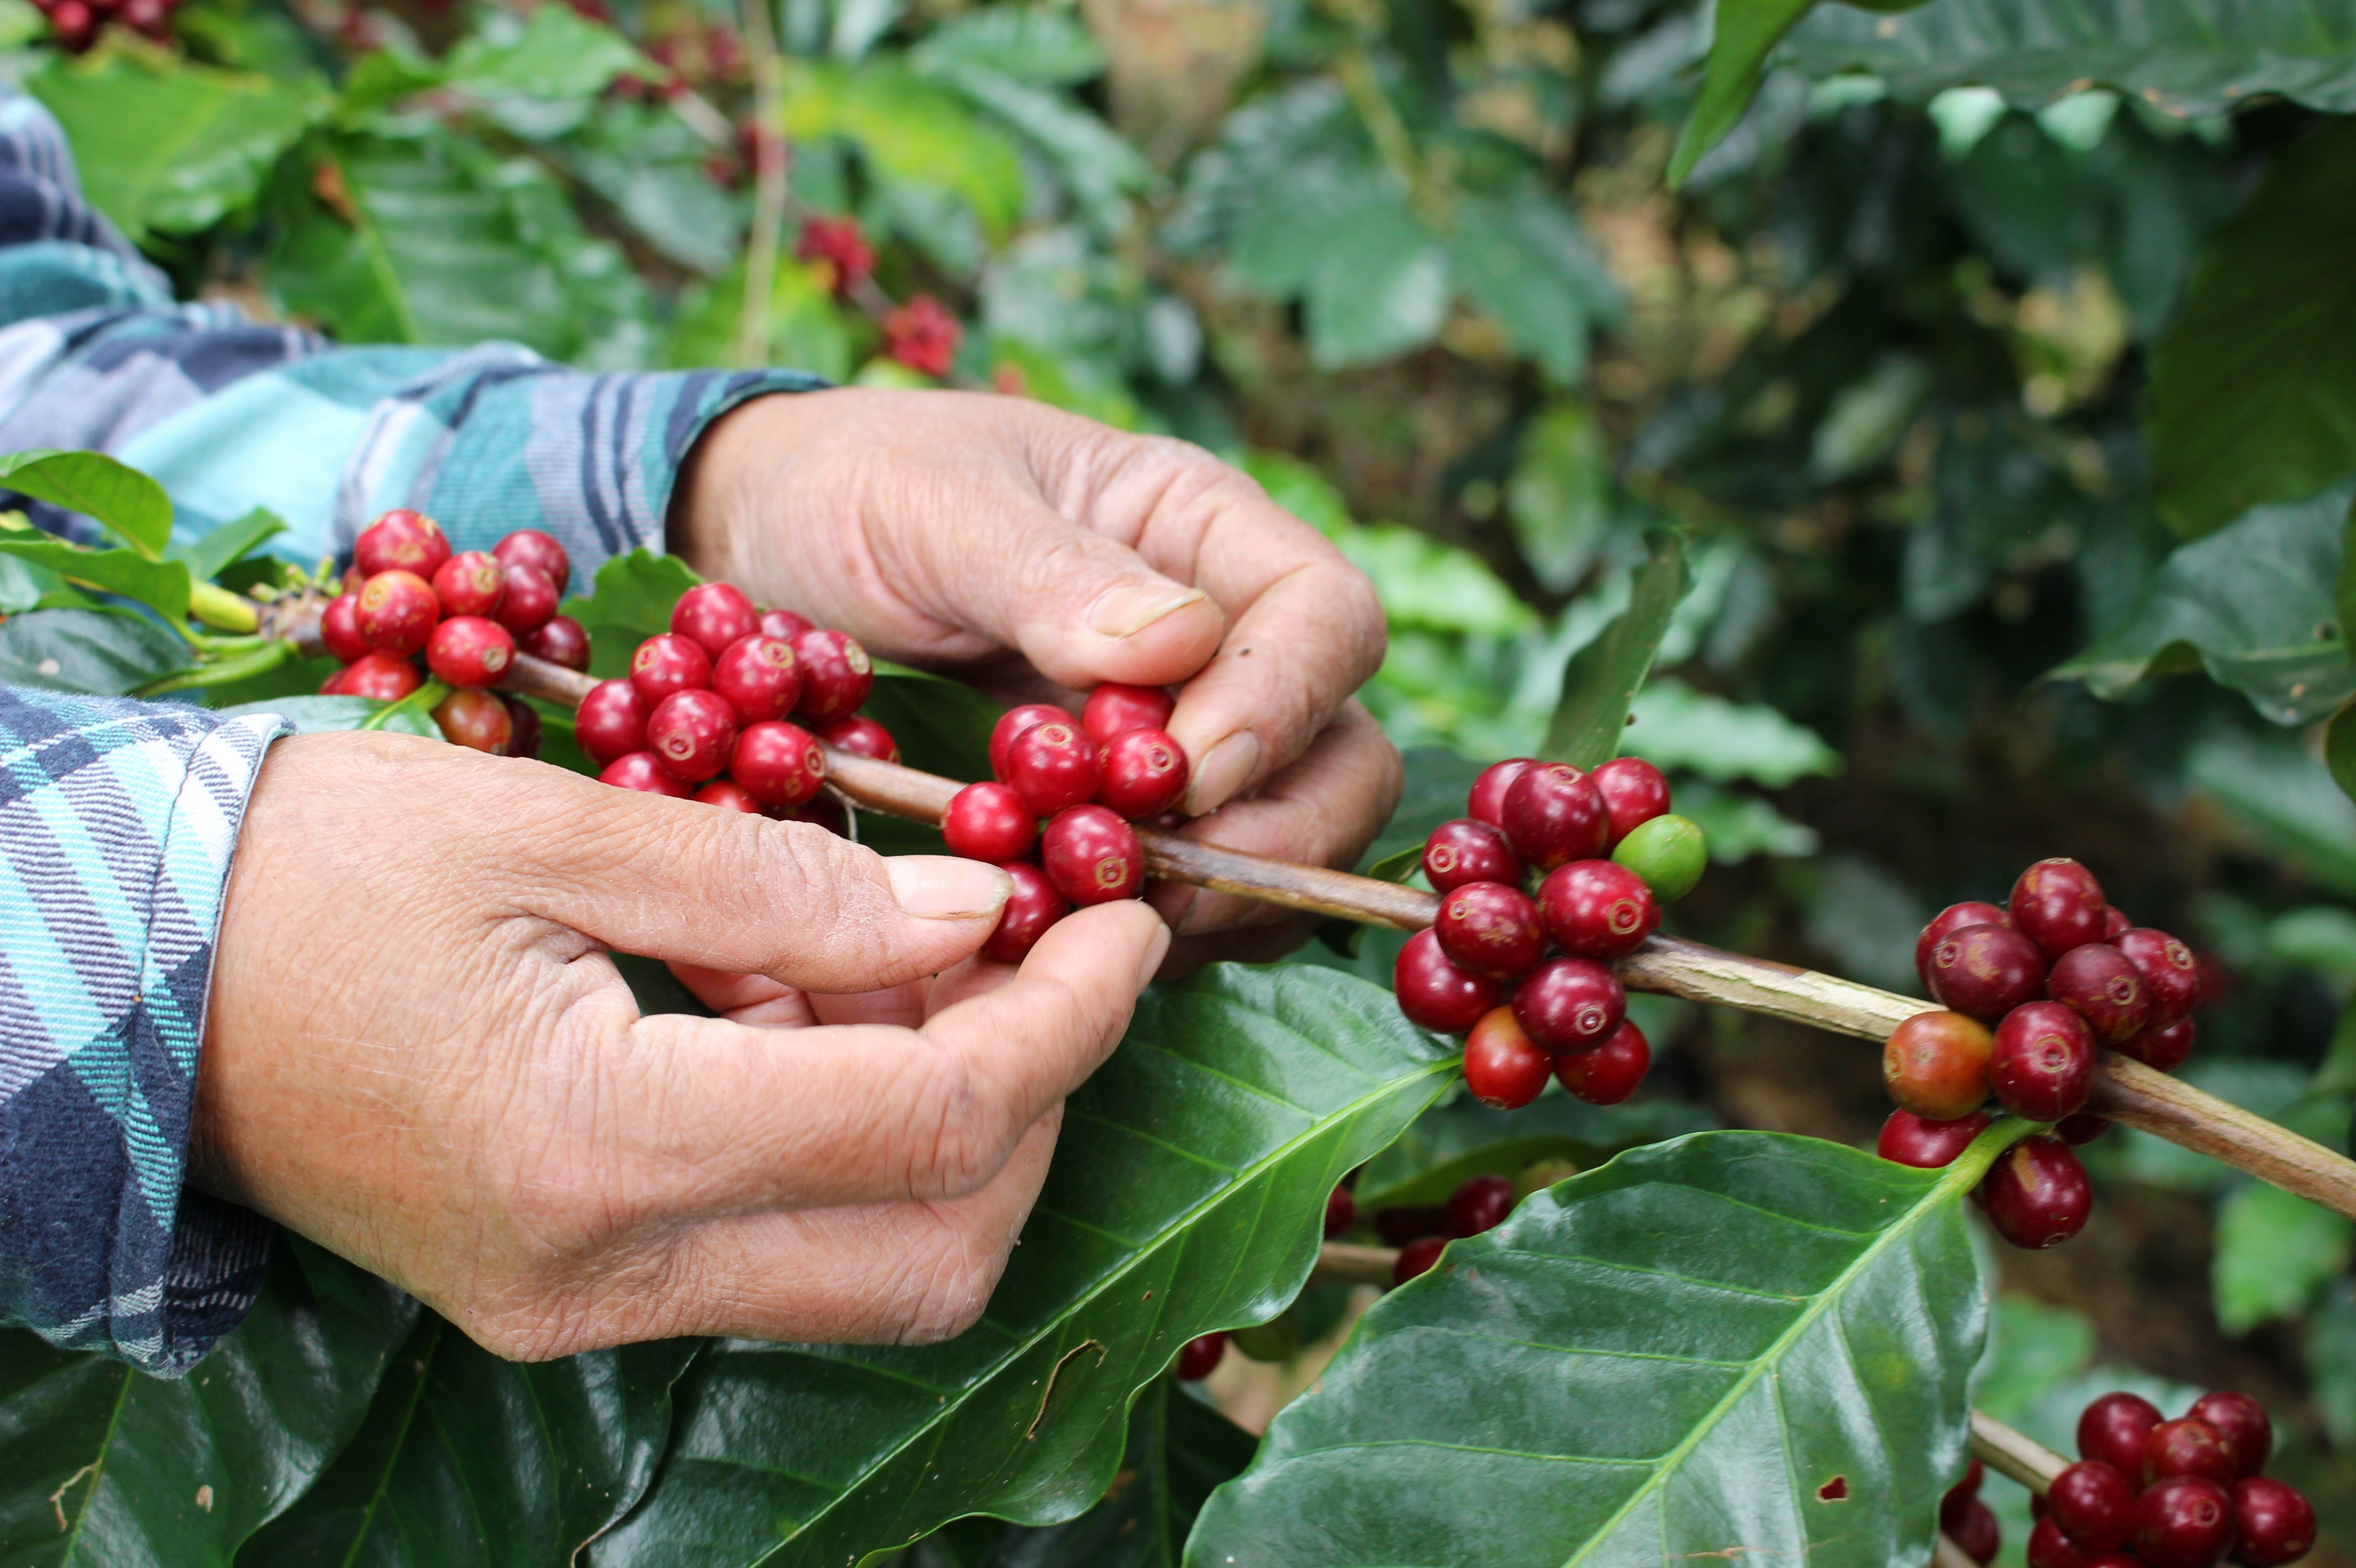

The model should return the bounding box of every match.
[1229,1315,1302,1363]
[1612,813,1707,902]
[1513,1157,1583,1203]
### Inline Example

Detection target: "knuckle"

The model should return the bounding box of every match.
[901,1044,1013,1199]
[885,1223,1005,1344]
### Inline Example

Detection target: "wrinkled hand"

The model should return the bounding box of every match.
[194,732,1167,1359]
[675,388,1402,951]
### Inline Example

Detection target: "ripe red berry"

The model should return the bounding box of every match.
[630,632,713,703]
[1876,1108,1991,1168]
[695,779,763,812]
[1324,1183,1356,1238]
[1979,1135,2091,1249]
[671,582,762,659]
[758,608,813,643]
[2049,1461,2136,1553]
[943,782,1037,862]
[335,651,421,702]
[1435,881,1546,978]
[1941,1458,1984,1525]
[1392,1236,1446,1285]
[989,703,1072,781]
[1953,1498,2000,1566]
[424,615,515,689]
[791,628,873,722]
[576,678,650,766]
[1421,819,1521,894]
[1097,728,1190,819]
[492,561,557,636]
[1539,859,1659,959]
[819,714,898,763]
[2048,943,2151,1044]
[2144,1418,2236,1487]
[2079,1393,2164,1478]
[355,569,439,656]
[730,721,825,809]
[2057,1114,2112,1145]
[431,687,512,754]
[2118,1018,2196,1072]
[1041,804,1144,904]
[1176,1332,1226,1380]
[1917,901,2010,993]
[431,550,505,619]
[1512,956,1626,1053]
[519,613,590,671]
[1555,1019,1650,1104]
[2132,1475,2236,1568]
[1883,1011,1994,1121]
[1589,756,1670,847]
[1007,721,1101,816]
[502,697,542,760]
[1463,1005,1551,1109]
[1925,924,2048,1022]
[2011,858,2111,960]
[1081,682,1176,744]
[981,860,1067,964]
[709,634,802,723]
[354,508,450,580]
[1372,1207,1446,1246]
[599,751,693,797]
[2230,1477,2315,1568]
[2116,928,2200,1027]
[1990,1000,2096,1121]
[2103,904,2131,938]
[2185,1391,2270,1481]
[492,528,569,595]
[1445,1173,1515,1237]
[2083,1555,2143,1568]
[646,689,739,782]
[1501,763,1609,870]
[1394,929,1500,1033]
[321,594,368,662]
[1467,758,1535,829]
[2029,1517,2092,1568]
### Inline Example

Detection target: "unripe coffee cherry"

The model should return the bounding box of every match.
[600,751,693,797]
[1175,1332,1226,1380]
[1324,1183,1357,1238]
[819,714,898,763]
[2011,858,2110,959]
[355,569,439,656]
[1081,682,1176,743]
[1953,1499,1999,1566]
[520,614,590,671]
[1539,859,1659,958]
[2144,1418,2236,1488]
[355,508,450,579]
[791,628,873,721]
[2047,943,2150,1043]
[2049,1462,2136,1553]
[1990,1000,2095,1121]
[1501,763,1608,870]
[1555,1019,1650,1104]
[491,528,569,594]
[2230,1477,2315,1568]
[2116,927,2200,1027]
[1042,804,1145,904]
[990,703,1070,781]
[431,551,505,619]
[322,594,369,662]
[1008,721,1101,815]
[1097,727,1190,819]
[2118,1017,2196,1072]
[424,615,515,688]
[1514,1158,1581,1202]
[2132,1476,2235,1568]
[1466,758,1535,829]
[1512,956,1626,1052]
[2186,1391,2270,1480]
[671,582,761,658]
[431,687,512,754]
[492,560,558,636]
[1435,881,1546,978]
[759,607,813,643]
[1882,1011,1993,1121]
[1589,756,1670,847]
[647,689,739,782]
[1463,1005,1551,1108]
[730,721,825,808]
[1445,1173,1514,1237]
[984,861,1067,964]
[1979,1135,2091,1249]
[1392,1236,1446,1285]
[1876,1108,1991,1169]
[2079,1393,2163,1478]
[1917,901,2010,993]
[695,779,762,812]
[1926,923,2047,1022]
[2029,1516,2093,1568]
[1422,818,1521,894]
[630,633,712,703]
[1394,929,1499,1032]
[576,678,650,766]
[711,634,802,723]
[1611,813,1706,902]
[942,783,1035,863]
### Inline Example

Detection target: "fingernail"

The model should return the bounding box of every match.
[887,857,1013,921]
[1135,920,1173,989]
[1183,730,1259,816]
[1087,582,1208,640]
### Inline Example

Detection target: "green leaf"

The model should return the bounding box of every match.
[1543,529,1690,768]
[1305,188,1448,370]
[2313,1281,2356,1448]
[0,540,189,623]
[781,62,1027,240]
[1621,679,1839,787]
[1335,522,1535,637]
[2147,124,2356,539]
[442,4,644,103]
[170,507,286,584]
[212,693,439,737]
[1508,400,1612,595]
[663,259,855,380]
[0,609,189,694]
[1669,0,1826,186]
[593,964,1456,1568]
[1447,190,1613,385]
[1970,1293,2095,1425]
[2213,1183,2355,1336]
[0,1237,418,1568]
[908,7,1104,87]
[860,667,1001,783]
[0,450,175,560]
[2051,481,2354,724]
[561,548,703,679]
[1188,1130,1999,1566]
[1353,1088,1716,1211]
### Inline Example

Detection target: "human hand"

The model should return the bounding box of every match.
[193,732,1168,1358]
[672,388,1402,949]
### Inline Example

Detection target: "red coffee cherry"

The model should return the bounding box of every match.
[2049,1461,2136,1553]
[1990,1000,2095,1121]
[1096,728,1190,819]
[2057,1114,2112,1145]
[778,794,850,835]
[1883,1011,1994,1121]
[1588,756,1670,847]
[335,651,423,702]
[1463,1005,1551,1109]
[355,569,440,657]
[818,714,898,763]
[2117,1017,2196,1072]
[990,703,1072,781]
[1081,682,1176,743]
[1953,1499,2000,1566]
[1941,1458,1984,1528]
[943,781,1037,862]
[1978,1135,2091,1249]
[321,594,369,662]
[647,689,739,783]
[599,751,693,797]
[2085,1555,2144,1568]
[1436,881,1546,979]
[1373,1207,1447,1246]
[2011,858,2110,960]
[984,861,1068,964]
[695,779,763,812]
[758,607,813,643]
[1555,1019,1650,1104]
[1467,758,1536,829]
[2047,943,2151,1044]
[424,615,515,689]
[2115,927,2200,1027]
[1392,1236,1447,1285]
[1876,1108,1991,1169]
[355,508,451,580]
[1926,924,2048,1023]
[2186,1391,2271,1481]
[791,628,874,721]
[671,582,761,659]
[2144,1418,2236,1488]
[1324,1182,1357,1238]
[2029,1517,2093,1568]
[1394,929,1500,1033]
[2231,1477,2315,1568]
[502,696,542,761]
[730,720,825,808]
[576,678,650,766]
[1421,819,1521,894]
[1175,1332,1226,1380]
[710,633,802,723]
[492,560,557,636]
[1917,901,2010,993]
[630,633,713,703]
[431,687,513,754]
[1444,1173,1514,1237]
[519,614,590,671]
[2132,1476,2235,1568]
[431,550,505,619]
[1539,859,1659,959]
[1042,804,1144,904]
[1008,721,1101,816]
[1512,956,1626,1052]
[491,528,569,594]
[2102,904,2131,938]
[1501,763,1609,870]
[2079,1393,2164,1478]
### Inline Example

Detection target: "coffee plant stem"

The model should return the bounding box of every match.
[1969,1407,2066,1493]
[1932,1535,1977,1568]
[1306,1242,1399,1288]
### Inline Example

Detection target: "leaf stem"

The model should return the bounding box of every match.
[131,638,296,698]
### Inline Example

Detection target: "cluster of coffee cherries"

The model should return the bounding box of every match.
[1392,755,1707,1112]
[320,510,591,760]
[36,0,175,52]
[2000,1389,2313,1568]
[935,687,1192,965]
[573,584,892,816]
[1877,858,2202,1251]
